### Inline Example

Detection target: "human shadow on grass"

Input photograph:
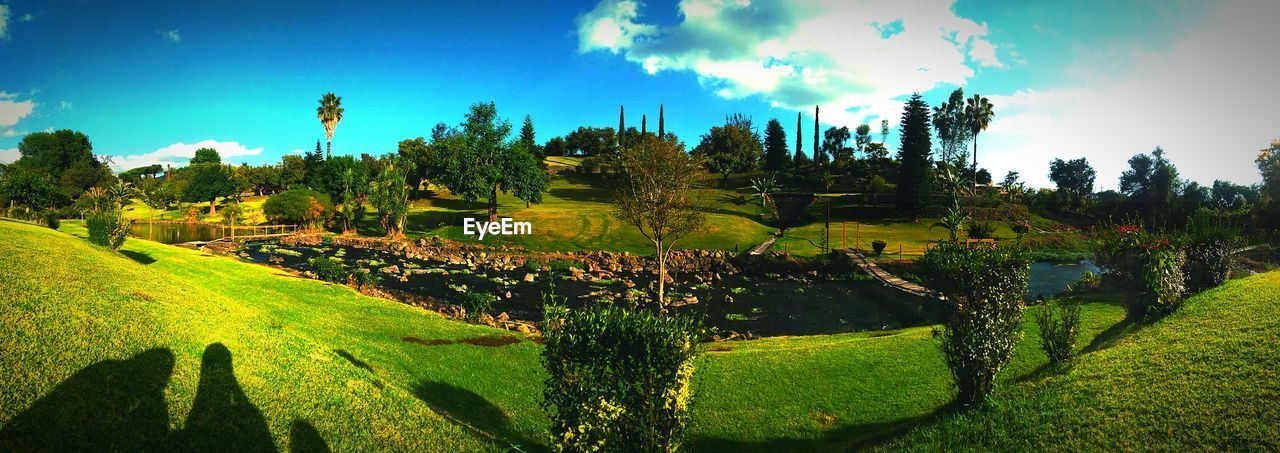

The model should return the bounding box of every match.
[0,349,175,451]
[120,249,157,265]
[290,420,332,453]
[0,343,284,452]
[688,401,961,452]
[412,380,543,451]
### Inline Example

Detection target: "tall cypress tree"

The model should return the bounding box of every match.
[658,104,665,138]
[896,93,933,214]
[813,105,825,165]
[618,105,626,148]
[795,112,804,165]
[642,114,647,135]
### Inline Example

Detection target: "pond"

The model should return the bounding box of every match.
[1027,260,1099,300]
[129,222,229,244]
[238,241,938,337]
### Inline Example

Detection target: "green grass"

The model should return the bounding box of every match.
[3,218,1277,450]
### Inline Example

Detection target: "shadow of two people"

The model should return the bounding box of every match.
[0,343,329,452]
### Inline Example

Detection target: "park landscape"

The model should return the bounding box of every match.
[3,1,1280,451]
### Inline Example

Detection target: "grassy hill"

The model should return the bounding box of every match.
[1,219,1276,450]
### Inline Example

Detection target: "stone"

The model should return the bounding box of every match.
[523,273,536,283]
[724,295,734,304]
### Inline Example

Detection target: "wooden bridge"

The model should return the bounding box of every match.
[845,250,938,299]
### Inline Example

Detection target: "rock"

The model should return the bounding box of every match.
[724,295,734,304]
[479,313,496,326]
[497,312,510,323]
[504,291,512,299]
[523,273,536,283]
[623,279,635,288]
[380,265,401,275]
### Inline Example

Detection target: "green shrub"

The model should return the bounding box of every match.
[967,221,998,239]
[1184,237,1232,293]
[41,209,60,230]
[541,306,702,452]
[1095,225,1187,317]
[871,239,887,255]
[86,209,130,250]
[263,188,333,230]
[308,257,347,282]
[918,243,1031,406]
[546,258,584,272]
[351,268,379,288]
[459,292,496,319]
[1011,223,1029,240]
[1034,300,1081,364]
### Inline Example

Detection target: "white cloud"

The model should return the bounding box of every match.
[58,100,72,111]
[978,1,1279,189]
[0,5,10,41]
[0,95,35,127]
[159,29,181,43]
[289,149,304,154]
[0,148,18,164]
[109,139,264,171]
[18,13,33,23]
[577,0,1002,127]
[2,129,26,138]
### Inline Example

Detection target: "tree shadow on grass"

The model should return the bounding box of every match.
[1081,313,1144,354]
[0,349,175,451]
[689,401,961,451]
[120,249,157,265]
[412,380,543,452]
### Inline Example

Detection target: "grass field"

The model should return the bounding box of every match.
[3,218,1277,450]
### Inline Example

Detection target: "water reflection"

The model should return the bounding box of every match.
[1027,260,1099,299]
[128,222,229,244]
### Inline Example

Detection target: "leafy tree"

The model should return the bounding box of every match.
[1211,180,1259,210]
[369,155,413,238]
[137,177,177,223]
[397,137,433,197]
[1257,140,1280,205]
[509,142,549,208]
[240,164,282,196]
[316,92,344,159]
[1,172,67,211]
[119,164,164,183]
[433,102,546,221]
[763,118,790,171]
[614,135,705,306]
[1000,171,1024,201]
[263,188,332,230]
[896,93,933,214]
[975,168,992,186]
[932,88,972,165]
[181,164,236,215]
[854,123,872,157]
[280,154,308,189]
[822,126,853,164]
[964,94,995,193]
[564,126,619,157]
[1120,147,1180,220]
[864,142,889,160]
[544,136,569,157]
[189,148,221,165]
[13,129,108,199]
[693,114,763,187]
[1048,157,1096,210]
[339,166,369,235]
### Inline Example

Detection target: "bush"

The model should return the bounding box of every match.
[1095,225,1187,317]
[1034,300,1081,364]
[1011,223,1029,240]
[41,209,60,230]
[308,257,347,282]
[86,209,130,250]
[546,258,584,273]
[351,267,379,288]
[542,306,702,452]
[918,243,1031,406]
[871,239,887,255]
[459,291,496,319]
[1184,237,1232,293]
[263,188,333,230]
[967,221,998,240]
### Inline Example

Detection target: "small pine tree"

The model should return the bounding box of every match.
[896,93,933,215]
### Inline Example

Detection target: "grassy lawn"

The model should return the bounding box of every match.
[3,218,1276,450]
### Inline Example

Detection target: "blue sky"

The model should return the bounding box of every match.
[1,0,1276,188]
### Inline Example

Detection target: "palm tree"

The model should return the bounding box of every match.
[316,92,344,159]
[963,94,994,193]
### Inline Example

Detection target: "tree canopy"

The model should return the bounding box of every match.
[432,102,548,221]
[895,93,933,214]
[693,114,762,186]
[763,118,790,171]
